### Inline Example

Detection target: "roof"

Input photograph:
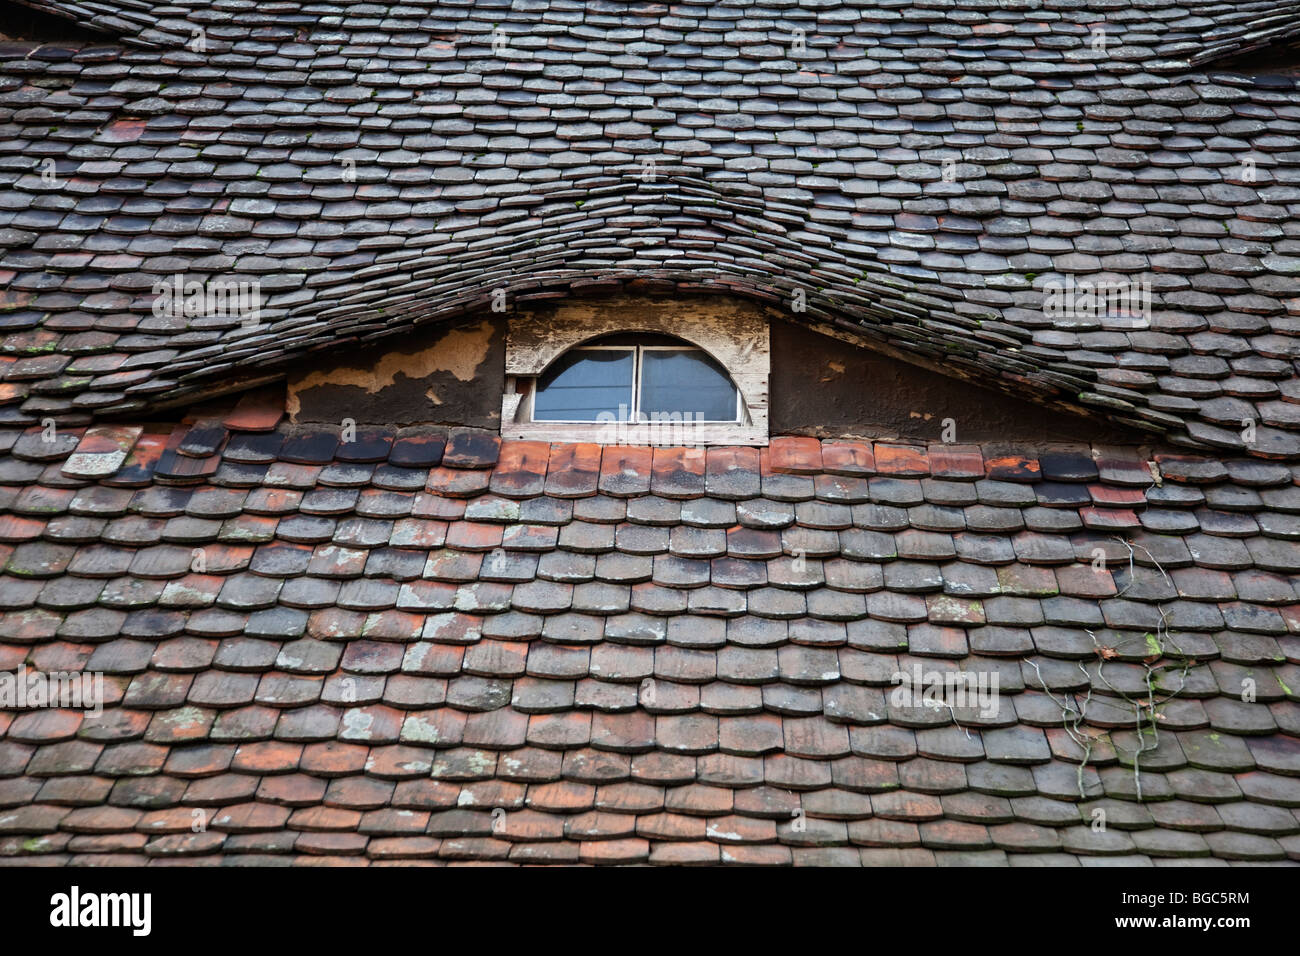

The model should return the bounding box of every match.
[0,0,1298,455]
[0,1,1298,868]
[1,405,1298,865]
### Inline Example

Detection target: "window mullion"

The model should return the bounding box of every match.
[631,345,643,424]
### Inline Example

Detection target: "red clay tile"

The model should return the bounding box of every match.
[1094,450,1155,486]
[295,831,368,855]
[368,836,441,859]
[164,743,234,777]
[365,745,434,780]
[156,426,221,480]
[0,514,45,542]
[820,441,875,475]
[565,810,636,840]
[222,386,286,432]
[389,430,446,468]
[338,704,404,743]
[290,805,365,832]
[245,488,302,515]
[300,741,369,777]
[145,708,215,743]
[198,543,255,574]
[231,741,303,774]
[103,431,169,488]
[490,441,551,498]
[426,466,491,498]
[257,774,328,807]
[527,781,596,812]
[546,443,601,498]
[211,802,292,833]
[1054,564,1118,598]
[307,544,368,578]
[361,610,424,641]
[262,462,321,489]
[13,485,77,516]
[706,446,761,493]
[579,838,650,864]
[438,836,509,861]
[390,779,461,811]
[873,443,929,476]
[62,805,143,834]
[359,807,431,835]
[411,493,467,520]
[443,429,501,470]
[422,613,482,645]
[62,425,143,479]
[664,784,733,815]
[651,446,707,497]
[389,518,448,549]
[637,812,707,841]
[721,845,791,865]
[307,607,368,640]
[985,455,1040,482]
[494,809,564,842]
[598,445,653,496]
[94,741,169,776]
[1080,507,1140,530]
[650,841,720,864]
[1152,454,1224,485]
[445,522,505,552]
[767,436,822,475]
[1087,484,1148,508]
[325,776,396,810]
[8,709,83,743]
[0,608,61,642]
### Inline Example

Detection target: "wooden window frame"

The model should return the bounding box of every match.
[529,343,743,425]
[501,306,769,446]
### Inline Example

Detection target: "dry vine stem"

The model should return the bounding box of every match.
[1024,537,1199,802]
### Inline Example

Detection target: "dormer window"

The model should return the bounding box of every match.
[531,333,740,424]
[501,297,769,445]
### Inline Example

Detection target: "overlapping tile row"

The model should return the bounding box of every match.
[1,1,1299,456]
[1158,1,1300,68]
[0,414,1297,865]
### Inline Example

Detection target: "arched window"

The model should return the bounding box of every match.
[531,333,740,423]
[501,298,769,445]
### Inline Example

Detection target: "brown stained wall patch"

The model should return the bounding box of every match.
[290,320,493,402]
[769,318,1138,443]
[287,318,504,426]
[423,321,495,382]
[821,360,845,382]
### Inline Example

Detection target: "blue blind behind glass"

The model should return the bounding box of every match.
[639,349,737,421]
[532,349,634,421]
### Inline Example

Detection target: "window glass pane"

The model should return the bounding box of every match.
[639,349,737,421]
[533,349,634,421]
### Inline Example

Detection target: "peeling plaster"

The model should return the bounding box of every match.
[287,319,501,425]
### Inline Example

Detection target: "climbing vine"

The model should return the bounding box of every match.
[1026,538,1205,802]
